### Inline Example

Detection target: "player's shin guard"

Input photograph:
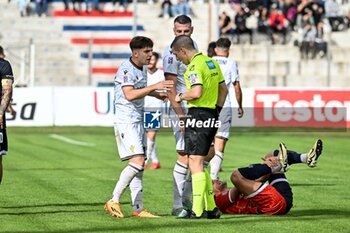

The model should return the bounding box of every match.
[210,151,223,180]
[204,169,216,211]
[238,164,271,180]
[112,162,143,203]
[150,143,159,163]
[173,161,188,209]
[192,172,206,217]
[130,171,144,212]
[146,139,155,163]
[182,171,192,209]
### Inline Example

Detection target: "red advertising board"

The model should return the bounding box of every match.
[254,90,350,128]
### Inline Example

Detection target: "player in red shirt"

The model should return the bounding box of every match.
[213,139,323,215]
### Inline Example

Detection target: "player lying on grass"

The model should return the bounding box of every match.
[213,139,323,215]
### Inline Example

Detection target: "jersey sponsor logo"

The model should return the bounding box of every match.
[188,73,199,85]
[144,110,161,129]
[206,60,216,70]
[168,57,173,64]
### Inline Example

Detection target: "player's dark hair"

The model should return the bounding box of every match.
[129,36,153,51]
[174,15,192,25]
[152,52,160,60]
[171,35,195,51]
[216,38,231,49]
[0,46,4,56]
[207,41,217,57]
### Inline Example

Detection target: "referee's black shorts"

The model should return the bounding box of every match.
[185,108,219,156]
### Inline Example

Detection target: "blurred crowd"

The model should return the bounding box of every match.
[10,0,131,17]
[219,0,350,58]
[8,0,350,59]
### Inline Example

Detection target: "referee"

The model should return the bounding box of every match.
[171,36,228,219]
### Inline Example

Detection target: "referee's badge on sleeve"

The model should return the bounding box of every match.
[188,73,199,85]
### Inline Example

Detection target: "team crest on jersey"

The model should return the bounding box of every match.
[189,65,195,71]
[206,60,216,70]
[168,57,173,64]
[188,73,199,85]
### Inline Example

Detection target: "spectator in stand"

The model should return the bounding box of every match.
[63,0,79,11]
[173,0,190,16]
[268,4,288,44]
[159,0,174,18]
[300,22,317,59]
[85,0,100,12]
[219,11,235,36]
[297,0,313,17]
[257,0,274,34]
[113,0,129,12]
[325,0,345,31]
[245,0,260,12]
[17,0,30,17]
[229,0,243,9]
[285,3,298,31]
[297,7,315,29]
[234,5,254,44]
[311,0,325,27]
[35,0,47,17]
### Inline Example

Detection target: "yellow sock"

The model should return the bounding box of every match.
[204,168,216,211]
[191,172,206,217]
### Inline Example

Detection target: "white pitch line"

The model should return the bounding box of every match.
[49,134,95,147]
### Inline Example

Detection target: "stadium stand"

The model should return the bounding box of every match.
[0,0,349,87]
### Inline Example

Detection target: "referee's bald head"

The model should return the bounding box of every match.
[171,35,195,52]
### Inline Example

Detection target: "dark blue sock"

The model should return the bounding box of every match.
[273,149,302,165]
[238,164,271,180]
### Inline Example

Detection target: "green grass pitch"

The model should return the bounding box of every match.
[0,127,349,233]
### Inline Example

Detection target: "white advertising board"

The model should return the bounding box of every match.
[6,87,350,128]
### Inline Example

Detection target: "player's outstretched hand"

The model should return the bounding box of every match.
[154,80,174,91]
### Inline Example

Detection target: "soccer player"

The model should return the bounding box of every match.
[104,36,174,218]
[144,52,164,170]
[208,38,243,181]
[0,45,14,185]
[163,15,198,217]
[213,139,323,215]
[172,35,228,219]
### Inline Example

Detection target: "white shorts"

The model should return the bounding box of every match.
[114,122,146,161]
[169,104,188,154]
[216,107,232,140]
